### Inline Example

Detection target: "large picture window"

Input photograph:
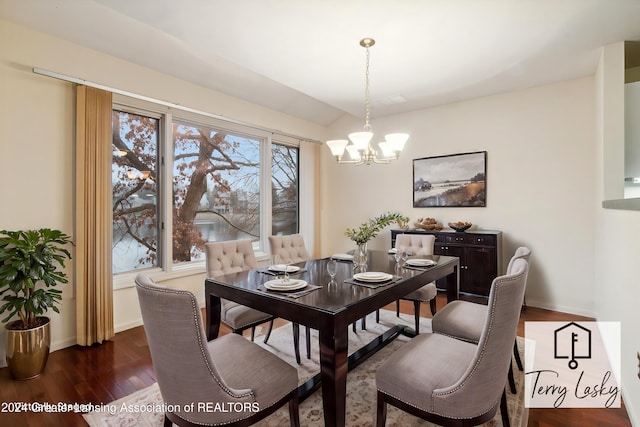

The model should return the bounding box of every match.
[111,101,302,275]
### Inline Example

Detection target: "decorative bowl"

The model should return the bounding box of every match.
[448,222,472,232]
[414,217,442,231]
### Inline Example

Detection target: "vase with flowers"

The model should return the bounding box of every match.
[345,212,404,270]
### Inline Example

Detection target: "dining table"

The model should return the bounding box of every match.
[204,250,460,427]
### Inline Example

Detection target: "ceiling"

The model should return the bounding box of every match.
[2,0,640,126]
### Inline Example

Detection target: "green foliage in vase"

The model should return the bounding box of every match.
[345,212,405,245]
[0,229,72,329]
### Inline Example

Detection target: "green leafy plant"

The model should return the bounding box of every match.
[0,229,72,329]
[345,212,405,245]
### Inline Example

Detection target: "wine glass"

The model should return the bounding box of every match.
[401,248,411,264]
[393,247,403,264]
[327,258,337,280]
[280,262,292,283]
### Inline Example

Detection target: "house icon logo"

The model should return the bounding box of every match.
[554,322,592,370]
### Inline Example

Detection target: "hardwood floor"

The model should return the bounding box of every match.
[0,294,632,426]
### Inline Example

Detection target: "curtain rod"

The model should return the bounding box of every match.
[32,67,323,145]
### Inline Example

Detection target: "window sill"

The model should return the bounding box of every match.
[113,263,206,290]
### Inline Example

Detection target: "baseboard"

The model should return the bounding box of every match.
[621,387,639,427]
[524,298,596,319]
[51,337,78,352]
[115,318,144,333]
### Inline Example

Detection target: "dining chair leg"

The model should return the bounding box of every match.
[263,319,274,343]
[376,309,380,323]
[361,316,367,330]
[250,327,256,341]
[163,414,172,427]
[305,326,311,359]
[500,388,511,427]
[396,300,400,317]
[292,323,301,364]
[413,300,421,335]
[429,298,437,316]
[508,363,516,393]
[513,339,523,371]
[376,391,387,427]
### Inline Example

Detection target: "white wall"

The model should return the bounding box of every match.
[0,20,326,363]
[322,77,597,316]
[595,42,640,427]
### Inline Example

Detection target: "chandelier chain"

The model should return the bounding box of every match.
[364,45,371,131]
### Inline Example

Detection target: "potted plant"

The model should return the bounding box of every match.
[345,212,404,268]
[0,228,72,380]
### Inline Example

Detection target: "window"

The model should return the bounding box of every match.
[272,143,299,235]
[111,100,302,275]
[172,120,261,263]
[111,110,161,274]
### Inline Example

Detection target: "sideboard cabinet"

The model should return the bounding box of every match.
[391,229,503,297]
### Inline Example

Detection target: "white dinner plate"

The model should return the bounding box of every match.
[264,279,308,291]
[353,272,393,282]
[388,248,397,254]
[331,253,354,261]
[268,264,301,273]
[405,258,437,267]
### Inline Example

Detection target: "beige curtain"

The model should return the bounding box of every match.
[75,85,114,345]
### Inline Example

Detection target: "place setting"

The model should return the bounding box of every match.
[403,258,438,271]
[258,263,307,276]
[258,265,320,298]
[344,271,400,288]
[330,253,354,262]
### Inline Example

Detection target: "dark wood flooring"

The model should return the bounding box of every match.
[0,294,632,426]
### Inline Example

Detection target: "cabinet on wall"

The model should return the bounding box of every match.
[391,229,503,297]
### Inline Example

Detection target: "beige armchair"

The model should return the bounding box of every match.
[375,258,529,427]
[205,240,275,342]
[135,274,299,427]
[431,246,531,393]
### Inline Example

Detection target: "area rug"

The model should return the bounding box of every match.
[83,310,527,426]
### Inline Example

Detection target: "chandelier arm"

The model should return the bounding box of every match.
[337,158,365,165]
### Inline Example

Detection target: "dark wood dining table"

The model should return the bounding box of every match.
[204,250,459,427]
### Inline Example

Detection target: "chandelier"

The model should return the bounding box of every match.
[326,38,408,165]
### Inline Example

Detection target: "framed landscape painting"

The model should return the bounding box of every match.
[413,151,487,207]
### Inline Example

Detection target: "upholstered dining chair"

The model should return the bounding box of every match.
[391,234,438,334]
[431,246,531,393]
[205,240,275,343]
[268,234,312,363]
[135,274,300,427]
[268,234,310,264]
[375,258,529,427]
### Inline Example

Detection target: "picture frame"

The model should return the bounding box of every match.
[413,151,487,207]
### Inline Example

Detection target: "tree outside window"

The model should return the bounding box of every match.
[172,121,260,263]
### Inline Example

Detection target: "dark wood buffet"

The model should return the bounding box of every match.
[391,228,502,297]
